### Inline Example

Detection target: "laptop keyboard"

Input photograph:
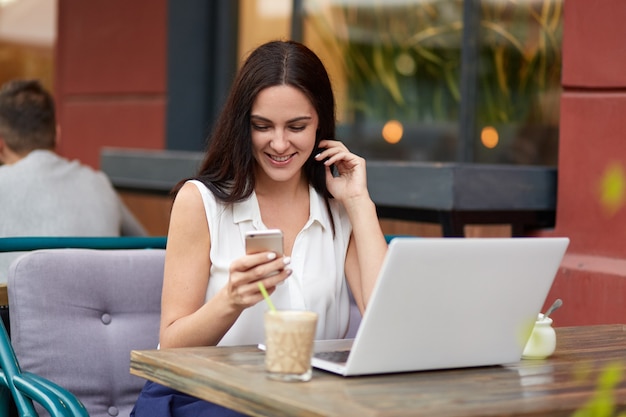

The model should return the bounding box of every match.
[314,350,350,364]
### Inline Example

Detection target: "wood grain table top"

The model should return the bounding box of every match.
[131,325,626,417]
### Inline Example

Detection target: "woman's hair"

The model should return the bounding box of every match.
[186,40,336,203]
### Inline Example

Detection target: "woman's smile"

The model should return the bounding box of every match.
[266,152,296,164]
[251,85,319,183]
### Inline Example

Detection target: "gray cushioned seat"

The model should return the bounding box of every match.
[8,249,164,417]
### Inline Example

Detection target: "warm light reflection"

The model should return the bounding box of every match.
[395,52,415,76]
[382,120,403,144]
[481,126,499,149]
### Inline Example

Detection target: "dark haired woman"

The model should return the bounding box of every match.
[131,40,387,417]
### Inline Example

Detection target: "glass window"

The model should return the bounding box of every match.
[302,0,562,166]
[0,0,56,92]
[239,0,293,63]
[476,0,562,166]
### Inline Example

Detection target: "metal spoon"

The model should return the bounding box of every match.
[543,298,563,320]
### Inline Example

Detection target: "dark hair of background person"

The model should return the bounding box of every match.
[0,79,56,155]
[174,40,336,208]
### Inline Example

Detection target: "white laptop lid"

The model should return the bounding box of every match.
[312,237,570,376]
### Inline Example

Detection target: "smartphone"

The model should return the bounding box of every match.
[245,229,284,256]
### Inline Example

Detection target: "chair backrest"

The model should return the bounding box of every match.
[8,248,165,417]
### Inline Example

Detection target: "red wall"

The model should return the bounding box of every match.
[55,0,168,168]
[540,0,626,326]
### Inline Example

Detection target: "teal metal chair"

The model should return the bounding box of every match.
[0,236,167,252]
[0,236,167,417]
[0,319,89,417]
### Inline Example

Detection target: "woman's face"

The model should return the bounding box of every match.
[250,85,319,185]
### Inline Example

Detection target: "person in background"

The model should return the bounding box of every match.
[0,79,147,282]
[130,40,388,416]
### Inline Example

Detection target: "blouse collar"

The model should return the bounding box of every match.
[232,185,330,232]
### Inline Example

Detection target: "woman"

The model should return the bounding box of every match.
[131,40,388,416]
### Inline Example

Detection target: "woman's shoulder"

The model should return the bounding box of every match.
[172,181,208,211]
[180,179,216,199]
[177,180,234,219]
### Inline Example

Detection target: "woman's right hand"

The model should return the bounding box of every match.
[227,252,292,309]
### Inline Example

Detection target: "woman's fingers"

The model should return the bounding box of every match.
[233,251,277,270]
[228,253,291,307]
[316,140,361,169]
[230,268,292,307]
[232,252,290,277]
[316,139,347,160]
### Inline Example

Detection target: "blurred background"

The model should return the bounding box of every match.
[0,0,55,91]
[0,0,561,167]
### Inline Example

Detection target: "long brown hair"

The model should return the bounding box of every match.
[179,40,336,206]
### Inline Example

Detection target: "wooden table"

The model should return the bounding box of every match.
[130,325,626,417]
[0,283,7,306]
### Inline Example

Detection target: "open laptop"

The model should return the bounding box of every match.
[311,237,570,376]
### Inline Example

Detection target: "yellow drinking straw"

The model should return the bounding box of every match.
[258,282,276,312]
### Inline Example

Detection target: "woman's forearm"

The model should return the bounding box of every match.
[343,195,388,309]
[160,288,243,348]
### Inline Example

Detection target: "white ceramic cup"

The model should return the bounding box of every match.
[522,314,557,359]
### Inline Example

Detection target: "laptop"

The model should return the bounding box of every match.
[311,237,570,376]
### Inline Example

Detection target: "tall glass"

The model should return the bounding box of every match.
[264,310,318,382]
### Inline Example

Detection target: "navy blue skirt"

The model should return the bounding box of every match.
[131,380,250,417]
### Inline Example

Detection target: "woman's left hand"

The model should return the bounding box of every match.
[315,139,369,203]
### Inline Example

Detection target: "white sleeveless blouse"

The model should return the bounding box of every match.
[188,180,353,346]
